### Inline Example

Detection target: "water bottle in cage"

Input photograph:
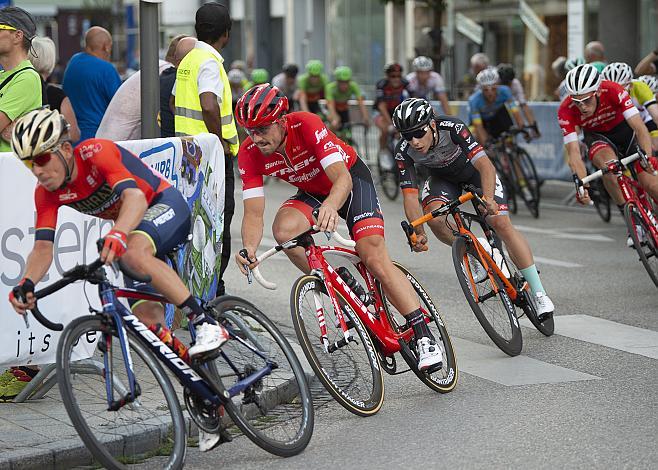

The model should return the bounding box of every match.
[336,266,373,306]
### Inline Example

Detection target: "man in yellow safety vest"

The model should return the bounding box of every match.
[174,2,238,296]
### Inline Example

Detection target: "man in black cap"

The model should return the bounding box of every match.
[0,6,42,153]
[0,6,43,402]
[173,2,238,299]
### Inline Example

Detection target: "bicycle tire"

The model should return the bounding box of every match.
[380,263,458,393]
[452,236,523,356]
[623,203,658,287]
[205,295,314,457]
[56,315,186,470]
[590,179,612,222]
[290,275,384,416]
[379,166,400,201]
[514,147,541,218]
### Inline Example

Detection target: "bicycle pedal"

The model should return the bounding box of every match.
[424,362,444,374]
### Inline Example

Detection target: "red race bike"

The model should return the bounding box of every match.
[578,152,658,287]
[243,222,457,417]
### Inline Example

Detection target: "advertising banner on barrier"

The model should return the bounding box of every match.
[0,133,224,368]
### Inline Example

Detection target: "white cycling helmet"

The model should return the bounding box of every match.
[564,57,585,72]
[476,67,499,86]
[412,56,433,72]
[638,75,658,94]
[602,62,633,86]
[228,68,246,85]
[11,107,70,160]
[565,64,601,96]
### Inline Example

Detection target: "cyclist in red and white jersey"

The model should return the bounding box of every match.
[7,108,228,359]
[235,84,442,370]
[558,64,658,208]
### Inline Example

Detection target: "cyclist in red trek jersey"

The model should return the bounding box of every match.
[7,108,228,359]
[558,64,658,208]
[235,84,442,371]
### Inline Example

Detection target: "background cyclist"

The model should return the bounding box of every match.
[325,65,370,134]
[234,84,443,371]
[406,56,451,116]
[392,98,555,318]
[468,67,525,146]
[272,63,299,110]
[373,62,410,157]
[496,63,540,138]
[298,59,329,117]
[7,108,228,359]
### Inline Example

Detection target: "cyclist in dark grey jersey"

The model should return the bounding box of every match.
[393,98,554,318]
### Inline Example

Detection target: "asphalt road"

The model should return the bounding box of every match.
[135,180,657,470]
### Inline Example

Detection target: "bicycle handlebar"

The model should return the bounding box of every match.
[581,153,641,185]
[243,226,356,291]
[26,257,152,332]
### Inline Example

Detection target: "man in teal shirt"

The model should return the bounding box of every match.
[0,6,42,153]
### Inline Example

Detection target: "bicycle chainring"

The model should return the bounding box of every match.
[184,387,222,433]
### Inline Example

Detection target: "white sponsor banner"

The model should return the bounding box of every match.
[519,0,549,45]
[0,134,224,367]
[455,12,483,45]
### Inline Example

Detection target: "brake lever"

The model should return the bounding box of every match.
[239,249,254,284]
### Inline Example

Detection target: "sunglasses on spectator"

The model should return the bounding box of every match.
[244,123,275,137]
[401,126,429,141]
[571,93,596,105]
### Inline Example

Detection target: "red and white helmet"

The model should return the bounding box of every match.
[235,83,289,128]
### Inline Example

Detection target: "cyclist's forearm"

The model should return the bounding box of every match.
[23,241,54,284]
[565,142,587,178]
[473,157,496,200]
[241,211,264,254]
[113,189,148,235]
[324,169,352,210]
[522,104,536,125]
[403,192,425,234]
[512,110,525,128]
[358,101,369,122]
[299,92,309,112]
[628,114,653,156]
[439,93,451,115]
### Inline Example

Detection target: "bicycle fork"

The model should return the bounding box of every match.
[311,274,354,353]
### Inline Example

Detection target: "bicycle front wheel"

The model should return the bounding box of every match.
[452,236,523,356]
[379,167,400,201]
[380,263,458,393]
[590,179,611,222]
[206,295,314,457]
[624,203,658,287]
[514,147,541,218]
[56,315,186,470]
[290,275,384,416]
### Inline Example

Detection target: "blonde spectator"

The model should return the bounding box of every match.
[28,36,80,142]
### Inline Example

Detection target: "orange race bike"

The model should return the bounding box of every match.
[242,214,457,417]
[401,186,554,357]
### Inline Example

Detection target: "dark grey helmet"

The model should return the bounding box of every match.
[392,98,434,133]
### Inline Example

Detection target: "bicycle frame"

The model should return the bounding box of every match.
[303,243,419,357]
[614,167,658,241]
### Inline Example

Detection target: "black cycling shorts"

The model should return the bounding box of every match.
[420,164,509,214]
[281,158,385,241]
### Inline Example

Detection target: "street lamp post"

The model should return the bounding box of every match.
[139,0,161,139]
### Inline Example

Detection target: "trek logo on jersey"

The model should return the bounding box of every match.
[269,155,317,177]
[315,128,328,144]
[79,142,103,160]
[58,191,78,201]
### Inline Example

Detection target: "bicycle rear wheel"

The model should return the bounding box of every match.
[290,275,384,416]
[624,203,658,287]
[514,147,540,218]
[56,315,186,470]
[452,236,523,356]
[205,295,314,457]
[379,263,458,393]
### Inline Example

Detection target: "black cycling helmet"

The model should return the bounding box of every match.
[282,63,298,78]
[392,98,434,133]
[497,63,515,85]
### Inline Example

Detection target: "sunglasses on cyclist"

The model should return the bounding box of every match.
[20,152,55,170]
[571,93,596,105]
[401,126,429,142]
[244,123,275,137]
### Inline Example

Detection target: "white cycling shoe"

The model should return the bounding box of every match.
[188,322,230,359]
[468,254,488,283]
[417,337,443,371]
[533,292,555,320]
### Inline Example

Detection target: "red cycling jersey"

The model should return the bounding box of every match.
[558,80,638,145]
[35,139,170,241]
[238,112,358,199]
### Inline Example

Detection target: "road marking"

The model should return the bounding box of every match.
[533,256,583,268]
[452,337,599,386]
[515,225,615,242]
[525,315,658,360]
